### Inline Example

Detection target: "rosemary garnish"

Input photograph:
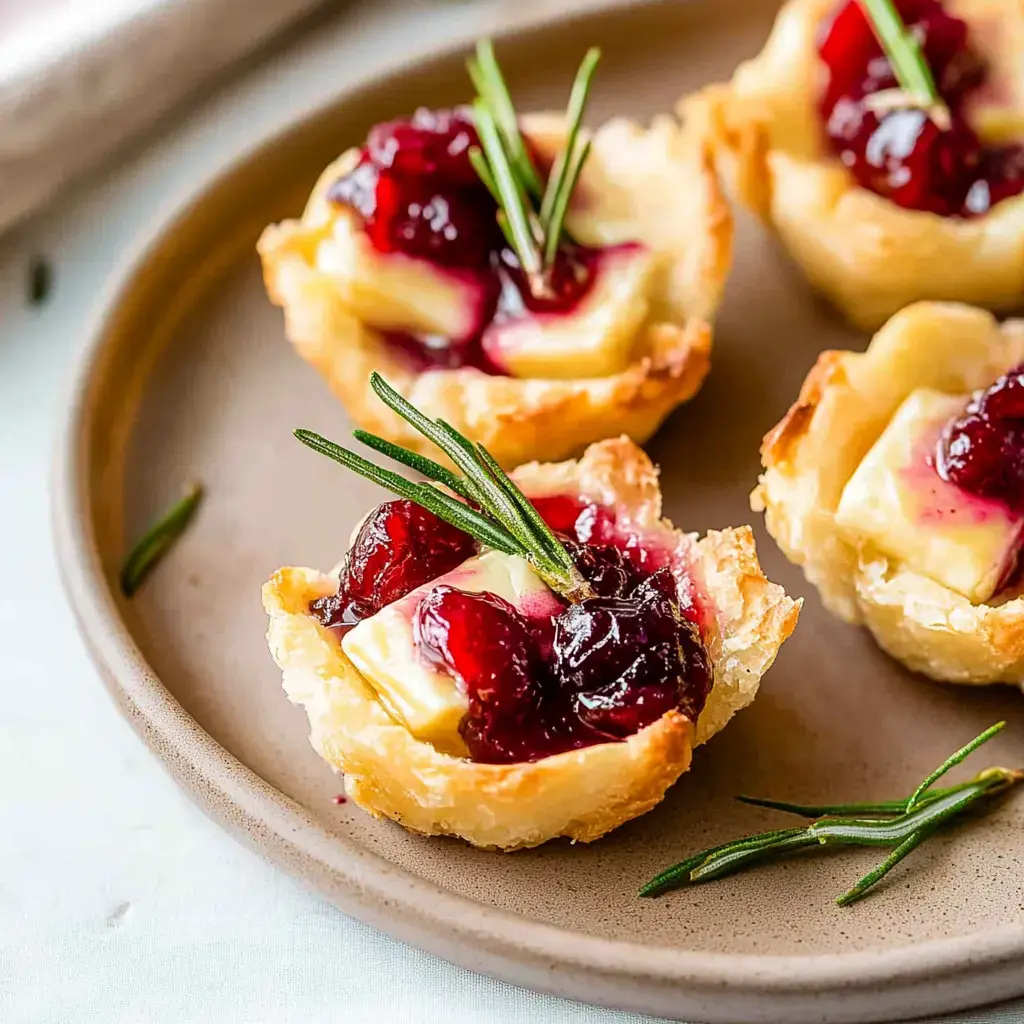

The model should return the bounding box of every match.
[28,257,53,306]
[466,40,601,296]
[859,0,950,128]
[295,373,594,603]
[641,722,1022,906]
[119,482,203,597]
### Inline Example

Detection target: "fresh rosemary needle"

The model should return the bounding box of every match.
[466,39,601,295]
[859,0,950,128]
[295,373,594,603]
[640,722,1022,906]
[119,482,204,597]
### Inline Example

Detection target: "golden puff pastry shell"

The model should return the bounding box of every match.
[682,0,1024,331]
[264,438,800,850]
[754,301,1024,686]
[258,114,731,469]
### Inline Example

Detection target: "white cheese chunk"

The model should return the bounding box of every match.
[481,244,657,379]
[341,551,559,753]
[835,388,1024,604]
[317,213,481,341]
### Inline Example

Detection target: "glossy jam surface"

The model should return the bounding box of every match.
[311,495,712,764]
[309,499,476,628]
[327,107,605,371]
[819,0,1024,217]
[938,364,1024,513]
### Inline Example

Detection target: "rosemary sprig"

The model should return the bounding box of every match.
[859,0,950,128]
[641,722,1022,906]
[295,373,594,603]
[119,482,203,597]
[467,40,544,201]
[466,40,601,293]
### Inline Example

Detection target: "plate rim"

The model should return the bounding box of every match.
[51,2,1024,1020]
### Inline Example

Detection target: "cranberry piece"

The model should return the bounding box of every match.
[553,569,711,736]
[367,108,481,185]
[530,495,614,540]
[561,537,635,598]
[818,0,1024,218]
[329,107,501,270]
[310,499,476,628]
[939,364,1024,512]
[369,172,501,268]
[493,244,600,320]
[414,584,554,764]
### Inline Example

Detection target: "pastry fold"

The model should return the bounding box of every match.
[259,115,732,468]
[683,0,1024,330]
[266,439,799,850]
[755,301,1024,686]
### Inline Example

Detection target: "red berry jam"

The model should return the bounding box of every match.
[938,364,1024,512]
[327,107,607,372]
[818,0,1024,217]
[311,495,713,763]
[309,499,476,628]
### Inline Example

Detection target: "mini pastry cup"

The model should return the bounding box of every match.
[264,438,799,850]
[754,301,1024,687]
[682,0,1024,331]
[258,113,732,469]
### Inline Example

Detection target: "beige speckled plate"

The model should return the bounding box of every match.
[53,2,1024,1021]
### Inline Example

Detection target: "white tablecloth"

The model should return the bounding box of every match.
[1,2,1021,1021]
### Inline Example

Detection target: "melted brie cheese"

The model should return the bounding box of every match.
[341,551,559,753]
[836,388,1024,604]
[481,245,657,379]
[316,213,481,341]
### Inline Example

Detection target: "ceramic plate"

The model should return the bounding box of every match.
[54,1,1024,1021]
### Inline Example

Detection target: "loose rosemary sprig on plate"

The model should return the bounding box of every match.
[859,0,950,128]
[119,482,204,597]
[641,722,1022,906]
[466,40,600,296]
[295,373,594,603]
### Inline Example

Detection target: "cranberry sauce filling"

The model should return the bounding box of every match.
[310,495,713,764]
[818,1,1024,217]
[938,363,1024,512]
[326,107,605,371]
[310,499,476,629]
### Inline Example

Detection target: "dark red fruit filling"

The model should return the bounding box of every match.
[818,0,1024,217]
[309,499,475,628]
[312,494,712,764]
[326,107,604,371]
[938,363,1024,512]
[415,565,710,764]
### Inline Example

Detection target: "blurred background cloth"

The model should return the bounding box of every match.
[0,0,331,235]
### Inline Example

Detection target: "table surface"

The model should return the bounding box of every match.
[1,1,1021,1021]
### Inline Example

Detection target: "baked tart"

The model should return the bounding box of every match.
[755,300,1024,686]
[259,42,731,469]
[264,378,799,850]
[684,0,1024,330]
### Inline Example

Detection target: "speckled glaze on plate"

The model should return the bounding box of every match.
[53,2,1024,1021]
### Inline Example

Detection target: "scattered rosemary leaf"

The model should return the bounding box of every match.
[119,483,204,597]
[641,722,1022,906]
[28,257,53,306]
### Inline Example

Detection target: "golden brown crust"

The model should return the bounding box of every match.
[754,300,1024,685]
[258,115,731,468]
[265,439,800,850]
[682,0,1024,330]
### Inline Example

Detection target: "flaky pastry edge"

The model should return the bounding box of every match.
[257,114,731,469]
[681,0,1024,331]
[264,438,799,850]
[754,301,1024,686]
